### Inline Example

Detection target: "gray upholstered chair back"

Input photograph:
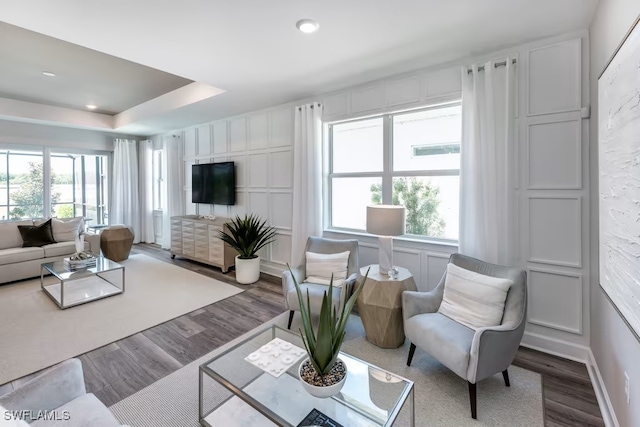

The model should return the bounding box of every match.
[447,253,527,328]
[300,236,359,277]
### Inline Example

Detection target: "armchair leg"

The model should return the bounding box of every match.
[287,310,294,330]
[406,343,416,366]
[502,369,510,387]
[468,382,477,419]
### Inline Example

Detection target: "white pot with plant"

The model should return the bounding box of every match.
[289,265,370,398]
[218,215,277,285]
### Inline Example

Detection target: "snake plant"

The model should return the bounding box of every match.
[218,215,277,259]
[289,265,370,376]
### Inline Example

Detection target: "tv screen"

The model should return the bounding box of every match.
[192,162,235,205]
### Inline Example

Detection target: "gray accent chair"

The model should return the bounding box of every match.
[402,253,527,419]
[0,359,124,426]
[282,237,359,329]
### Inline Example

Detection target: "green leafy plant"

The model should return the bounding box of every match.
[289,265,370,376]
[218,214,278,259]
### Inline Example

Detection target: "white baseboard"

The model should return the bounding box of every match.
[260,261,285,279]
[521,331,589,363]
[587,349,619,427]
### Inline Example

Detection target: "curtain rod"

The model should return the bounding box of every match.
[467,59,517,74]
[297,102,322,111]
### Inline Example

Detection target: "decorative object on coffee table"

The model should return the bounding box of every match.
[100,225,134,262]
[218,215,277,284]
[357,264,417,348]
[290,264,370,398]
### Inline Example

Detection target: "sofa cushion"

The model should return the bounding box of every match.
[42,242,78,258]
[18,219,56,248]
[404,312,475,379]
[287,281,343,313]
[0,247,45,266]
[30,393,120,427]
[0,403,29,426]
[0,221,33,250]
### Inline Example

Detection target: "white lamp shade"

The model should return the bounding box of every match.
[366,205,406,236]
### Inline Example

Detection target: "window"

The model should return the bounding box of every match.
[328,102,461,241]
[51,153,109,224]
[0,148,109,223]
[152,149,163,210]
[0,149,44,220]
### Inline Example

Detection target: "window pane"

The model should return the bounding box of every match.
[8,151,44,219]
[393,105,462,172]
[332,177,382,230]
[0,206,7,221]
[392,176,459,240]
[0,151,6,207]
[332,118,383,173]
[51,154,76,218]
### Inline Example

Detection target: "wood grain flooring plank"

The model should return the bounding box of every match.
[117,333,183,379]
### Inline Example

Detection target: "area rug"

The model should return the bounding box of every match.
[109,312,543,426]
[0,253,242,385]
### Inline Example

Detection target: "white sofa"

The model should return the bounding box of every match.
[0,219,100,285]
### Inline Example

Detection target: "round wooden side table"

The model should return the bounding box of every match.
[356,264,417,349]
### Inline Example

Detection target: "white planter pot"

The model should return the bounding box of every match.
[235,255,261,284]
[298,357,347,398]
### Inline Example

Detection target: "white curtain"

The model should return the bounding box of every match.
[111,139,141,243]
[138,140,155,243]
[161,134,184,249]
[291,102,323,264]
[459,60,516,265]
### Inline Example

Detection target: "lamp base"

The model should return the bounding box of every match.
[378,236,393,275]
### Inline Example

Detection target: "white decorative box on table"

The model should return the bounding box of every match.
[244,338,306,378]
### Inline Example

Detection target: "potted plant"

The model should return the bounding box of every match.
[289,265,370,398]
[218,215,277,284]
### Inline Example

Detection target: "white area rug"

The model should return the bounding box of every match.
[110,312,543,427]
[0,253,242,385]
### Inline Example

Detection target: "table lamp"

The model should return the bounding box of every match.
[366,205,406,275]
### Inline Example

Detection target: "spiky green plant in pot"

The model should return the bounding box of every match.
[289,265,370,396]
[219,215,277,284]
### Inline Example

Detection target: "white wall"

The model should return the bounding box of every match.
[590,1,640,426]
[0,118,135,151]
[161,30,592,363]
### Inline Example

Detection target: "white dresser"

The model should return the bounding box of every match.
[170,215,236,273]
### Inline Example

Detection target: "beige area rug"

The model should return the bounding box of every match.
[0,253,242,385]
[110,312,543,427]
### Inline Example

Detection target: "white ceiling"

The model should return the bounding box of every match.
[0,22,192,115]
[0,0,598,135]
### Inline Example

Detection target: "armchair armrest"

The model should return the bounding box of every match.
[402,289,443,321]
[84,232,101,255]
[0,359,86,421]
[282,267,303,304]
[467,321,525,383]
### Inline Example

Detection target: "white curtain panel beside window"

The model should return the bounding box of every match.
[291,103,323,264]
[112,139,141,243]
[161,134,184,249]
[138,140,155,243]
[459,60,516,265]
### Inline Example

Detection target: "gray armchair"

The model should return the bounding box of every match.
[0,359,124,426]
[282,237,359,329]
[402,253,527,420]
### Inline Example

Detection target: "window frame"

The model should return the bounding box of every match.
[326,101,462,244]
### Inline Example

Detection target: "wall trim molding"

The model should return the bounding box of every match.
[521,331,589,363]
[587,349,619,427]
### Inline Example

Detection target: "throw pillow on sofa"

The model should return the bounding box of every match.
[18,219,57,248]
[35,217,84,242]
[0,220,33,250]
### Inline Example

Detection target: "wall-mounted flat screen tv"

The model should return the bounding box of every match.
[192,161,235,205]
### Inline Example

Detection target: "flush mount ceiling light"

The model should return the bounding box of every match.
[296,19,319,34]
[42,71,56,77]
[86,104,97,110]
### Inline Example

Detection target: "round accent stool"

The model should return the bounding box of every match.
[100,226,135,262]
[356,264,417,349]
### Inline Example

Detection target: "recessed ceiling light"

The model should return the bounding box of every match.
[296,19,319,34]
[42,71,56,77]
[86,104,97,110]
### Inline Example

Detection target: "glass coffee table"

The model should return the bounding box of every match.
[199,325,414,426]
[40,257,125,309]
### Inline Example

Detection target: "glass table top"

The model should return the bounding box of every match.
[200,325,414,426]
[42,257,122,280]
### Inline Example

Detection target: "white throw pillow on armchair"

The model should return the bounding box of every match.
[305,251,350,287]
[438,263,513,330]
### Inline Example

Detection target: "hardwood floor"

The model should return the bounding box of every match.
[4,243,604,426]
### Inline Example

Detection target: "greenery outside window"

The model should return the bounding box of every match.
[327,102,461,241]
